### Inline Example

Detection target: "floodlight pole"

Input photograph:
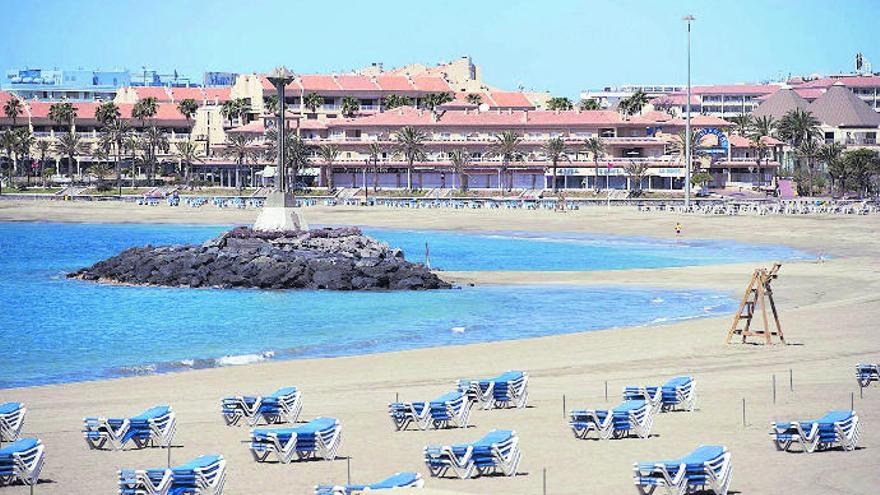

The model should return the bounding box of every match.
[684,15,695,208]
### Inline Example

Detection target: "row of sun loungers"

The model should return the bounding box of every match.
[633,445,732,495]
[623,376,697,413]
[424,429,522,480]
[0,402,26,443]
[83,405,177,451]
[0,402,44,488]
[856,363,880,388]
[771,410,861,453]
[249,416,343,464]
[389,390,473,431]
[315,472,423,495]
[118,454,227,495]
[571,399,656,440]
[221,386,302,426]
[457,370,529,410]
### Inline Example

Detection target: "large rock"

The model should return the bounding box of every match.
[68,227,451,291]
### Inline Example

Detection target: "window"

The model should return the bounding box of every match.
[599,128,615,137]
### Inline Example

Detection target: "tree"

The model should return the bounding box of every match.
[449,148,470,192]
[465,93,483,106]
[13,127,34,184]
[177,98,199,137]
[222,133,257,192]
[341,96,361,118]
[578,99,601,111]
[542,137,570,193]
[132,97,158,129]
[618,90,648,117]
[796,137,821,196]
[54,131,87,179]
[421,92,454,111]
[841,148,879,197]
[33,138,51,187]
[287,136,312,191]
[582,136,606,191]
[545,97,573,111]
[3,96,24,128]
[818,143,845,196]
[104,118,131,195]
[752,115,776,140]
[263,94,279,116]
[487,130,522,192]
[729,113,753,137]
[234,98,251,125]
[367,142,384,191]
[303,92,324,113]
[90,143,111,188]
[48,102,77,134]
[393,126,427,190]
[95,101,120,127]
[671,130,701,177]
[176,140,203,189]
[1,131,15,192]
[318,143,340,189]
[691,171,713,190]
[749,134,770,184]
[777,108,820,178]
[384,94,413,110]
[220,99,238,127]
[624,161,650,195]
[141,125,170,185]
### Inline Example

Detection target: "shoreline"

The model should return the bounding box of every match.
[2,200,879,494]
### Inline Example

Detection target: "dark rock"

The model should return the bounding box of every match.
[68,227,451,291]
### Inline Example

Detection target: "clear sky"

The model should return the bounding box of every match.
[4,0,878,97]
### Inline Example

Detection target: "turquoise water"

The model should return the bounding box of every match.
[0,222,803,389]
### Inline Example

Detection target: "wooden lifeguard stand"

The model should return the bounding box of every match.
[726,263,784,344]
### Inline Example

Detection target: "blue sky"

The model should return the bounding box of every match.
[4,0,878,97]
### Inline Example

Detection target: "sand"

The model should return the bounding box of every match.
[1,199,879,495]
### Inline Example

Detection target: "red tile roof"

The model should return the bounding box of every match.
[796,75,880,89]
[650,93,700,106]
[134,87,172,101]
[410,77,451,92]
[691,84,779,95]
[170,87,204,102]
[203,87,231,103]
[299,75,340,92]
[728,135,783,147]
[375,75,414,91]
[487,91,533,108]
[336,75,380,91]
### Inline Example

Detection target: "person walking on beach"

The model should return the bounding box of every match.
[674,222,682,238]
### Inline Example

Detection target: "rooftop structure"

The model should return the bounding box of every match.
[2,67,131,102]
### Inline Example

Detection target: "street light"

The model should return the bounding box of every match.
[267,66,295,195]
[683,15,695,209]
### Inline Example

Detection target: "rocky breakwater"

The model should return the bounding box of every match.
[68,226,452,290]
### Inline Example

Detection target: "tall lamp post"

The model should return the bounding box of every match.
[267,66,295,195]
[683,15,695,208]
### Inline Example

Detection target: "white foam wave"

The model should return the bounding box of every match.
[216,351,275,367]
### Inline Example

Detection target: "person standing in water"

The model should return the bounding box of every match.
[674,222,682,238]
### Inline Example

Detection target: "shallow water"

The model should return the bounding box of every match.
[0,222,801,388]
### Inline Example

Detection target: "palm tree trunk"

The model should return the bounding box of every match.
[594,160,599,191]
[552,161,558,193]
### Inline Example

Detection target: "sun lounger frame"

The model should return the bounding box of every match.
[314,472,424,494]
[82,406,177,451]
[458,371,529,410]
[221,387,302,426]
[633,446,732,495]
[249,418,342,464]
[424,429,521,480]
[0,403,26,443]
[118,455,227,495]
[0,439,45,487]
[389,392,472,431]
[770,411,861,453]
[856,363,879,388]
[570,400,655,440]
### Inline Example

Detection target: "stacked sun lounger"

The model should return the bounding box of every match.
[315,472,423,494]
[771,410,861,453]
[118,454,227,495]
[457,371,529,410]
[623,376,696,413]
[633,445,732,495]
[856,363,879,388]
[0,402,26,442]
[389,390,472,431]
[570,399,655,440]
[0,438,45,487]
[221,386,302,426]
[424,429,521,480]
[249,417,342,464]
[83,405,177,451]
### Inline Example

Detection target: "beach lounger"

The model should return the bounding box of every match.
[0,402,26,442]
[83,405,177,451]
[314,472,423,494]
[570,399,655,440]
[118,454,227,495]
[388,390,472,431]
[249,417,342,464]
[0,438,45,487]
[856,363,879,388]
[424,429,521,480]
[771,410,861,453]
[623,376,696,413]
[457,371,529,410]
[221,386,302,426]
[633,445,732,495]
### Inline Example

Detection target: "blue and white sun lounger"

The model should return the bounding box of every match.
[633,445,732,495]
[83,405,177,451]
[771,410,861,453]
[856,363,879,388]
[221,386,302,426]
[457,371,529,410]
[0,438,45,487]
[424,429,521,480]
[314,472,423,494]
[250,417,342,464]
[118,454,227,495]
[570,399,655,440]
[624,376,696,413]
[389,390,472,431]
[0,402,26,442]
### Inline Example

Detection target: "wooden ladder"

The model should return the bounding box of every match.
[726,263,784,344]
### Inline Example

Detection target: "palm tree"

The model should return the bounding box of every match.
[3,96,24,128]
[421,92,453,111]
[542,137,570,193]
[749,134,769,181]
[177,98,199,138]
[449,148,471,192]
[619,90,648,117]
[383,94,412,110]
[303,92,324,113]
[90,143,111,187]
[220,100,238,127]
[818,143,845,196]
[132,97,158,129]
[729,113,753,136]
[582,136,606,191]
[33,138,51,187]
[624,161,649,194]
[752,115,776,139]
[142,126,170,185]
[54,131,86,179]
[777,108,820,178]
[318,143,340,189]
[95,101,120,127]
[1,131,16,192]
[287,136,312,192]
[222,133,256,193]
[13,127,34,183]
[341,96,360,118]
[545,97,573,111]
[671,130,701,177]
[367,142,384,192]
[393,126,427,190]
[104,119,131,195]
[796,137,821,196]
[48,101,77,146]
[487,130,522,192]
[578,99,601,111]
[263,94,279,116]
[465,93,483,106]
[234,98,252,125]
[175,140,203,189]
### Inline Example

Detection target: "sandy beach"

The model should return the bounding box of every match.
[2,199,879,495]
